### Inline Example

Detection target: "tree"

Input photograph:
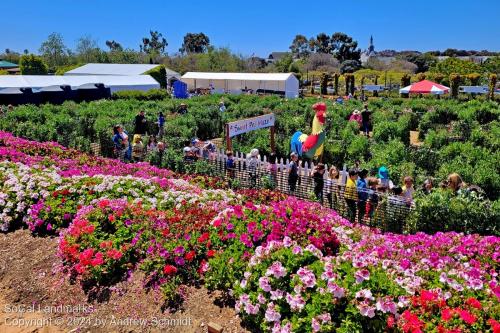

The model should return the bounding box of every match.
[179,33,210,54]
[449,74,462,99]
[340,60,361,74]
[39,33,69,69]
[488,74,497,100]
[311,33,332,54]
[23,49,29,55]
[430,57,482,76]
[274,54,294,73]
[289,35,310,58]
[401,52,437,73]
[19,54,48,74]
[466,73,481,86]
[140,30,168,63]
[76,35,104,63]
[304,53,339,72]
[333,73,340,95]
[482,56,500,75]
[320,73,329,95]
[330,32,361,63]
[105,40,123,51]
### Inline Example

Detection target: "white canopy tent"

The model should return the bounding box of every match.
[0,75,160,93]
[65,63,158,76]
[181,72,299,98]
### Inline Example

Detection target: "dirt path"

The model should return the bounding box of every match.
[0,230,248,333]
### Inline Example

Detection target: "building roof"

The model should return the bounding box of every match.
[0,75,160,90]
[0,60,18,69]
[181,72,297,82]
[65,63,176,76]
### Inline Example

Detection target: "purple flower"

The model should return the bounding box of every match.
[174,246,185,255]
[358,301,376,318]
[270,289,284,300]
[46,223,52,231]
[311,318,320,332]
[226,223,234,231]
[285,293,305,311]
[174,257,185,266]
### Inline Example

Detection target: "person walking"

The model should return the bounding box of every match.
[361,103,372,137]
[288,153,299,194]
[134,110,147,135]
[157,112,165,138]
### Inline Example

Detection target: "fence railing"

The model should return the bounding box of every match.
[187,149,414,233]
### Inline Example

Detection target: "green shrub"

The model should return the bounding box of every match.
[112,89,169,101]
[145,65,167,88]
[408,190,500,235]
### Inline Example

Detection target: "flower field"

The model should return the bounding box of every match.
[1,131,499,332]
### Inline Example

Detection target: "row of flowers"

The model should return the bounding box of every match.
[1,132,499,332]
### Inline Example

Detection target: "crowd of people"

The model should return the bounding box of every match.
[112,110,167,162]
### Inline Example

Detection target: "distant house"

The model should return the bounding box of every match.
[267,52,291,64]
[0,60,18,69]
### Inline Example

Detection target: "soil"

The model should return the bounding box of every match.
[0,230,250,333]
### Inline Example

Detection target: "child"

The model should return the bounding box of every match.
[365,178,380,224]
[132,135,144,162]
[402,176,415,204]
[312,163,326,203]
[247,149,259,188]
[288,153,299,193]
[226,151,236,180]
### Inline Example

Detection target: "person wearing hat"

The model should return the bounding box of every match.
[247,148,260,188]
[378,166,394,189]
[219,101,226,113]
[349,109,362,129]
[178,103,188,115]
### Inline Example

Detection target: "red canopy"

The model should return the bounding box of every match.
[399,80,450,95]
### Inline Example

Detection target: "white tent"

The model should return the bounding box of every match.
[65,63,158,76]
[181,72,299,98]
[0,75,160,93]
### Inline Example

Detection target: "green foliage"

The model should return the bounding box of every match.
[274,54,294,73]
[449,74,462,99]
[320,72,329,95]
[430,57,483,76]
[39,32,70,70]
[179,32,210,54]
[55,63,83,75]
[112,89,169,101]
[489,74,497,100]
[408,190,500,235]
[145,65,167,88]
[19,54,48,75]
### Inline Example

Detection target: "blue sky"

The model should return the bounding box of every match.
[1,0,499,57]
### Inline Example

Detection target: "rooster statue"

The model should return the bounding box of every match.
[290,102,327,159]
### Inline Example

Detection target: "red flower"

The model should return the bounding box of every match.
[106,249,123,260]
[441,308,453,322]
[459,309,477,325]
[207,249,216,258]
[387,315,395,329]
[185,251,196,261]
[99,240,112,249]
[91,252,104,266]
[197,232,209,243]
[83,224,95,234]
[98,199,110,208]
[488,319,500,333]
[465,297,482,310]
[108,214,115,222]
[163,265,177,275]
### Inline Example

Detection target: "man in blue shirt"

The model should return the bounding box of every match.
[157,112,165,138]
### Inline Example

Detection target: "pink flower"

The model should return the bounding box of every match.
[286,293,305,311]
[376,297,397,314]
[297,267,316,288]
[358,301,376,318]
[355,289,374,300]
[259,277,272,292]
[354,269,370,284]
[265,303,281,322]
[266,261,287,278]
[327,280,345,298]
[311,318,320,332]
[270,289,284,300]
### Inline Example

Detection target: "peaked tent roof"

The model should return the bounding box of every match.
[0,60,18,68]
[399,80,450,94]
[181,72,297,81]
[65,63,162,76]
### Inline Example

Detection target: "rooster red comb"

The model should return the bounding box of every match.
[312,102,327,112]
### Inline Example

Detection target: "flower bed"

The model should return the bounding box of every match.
[1,132,499,332]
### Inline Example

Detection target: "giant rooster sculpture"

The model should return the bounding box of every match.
[290,102,327,159]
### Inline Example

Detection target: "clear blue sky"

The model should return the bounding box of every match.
[2,0,499,57]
